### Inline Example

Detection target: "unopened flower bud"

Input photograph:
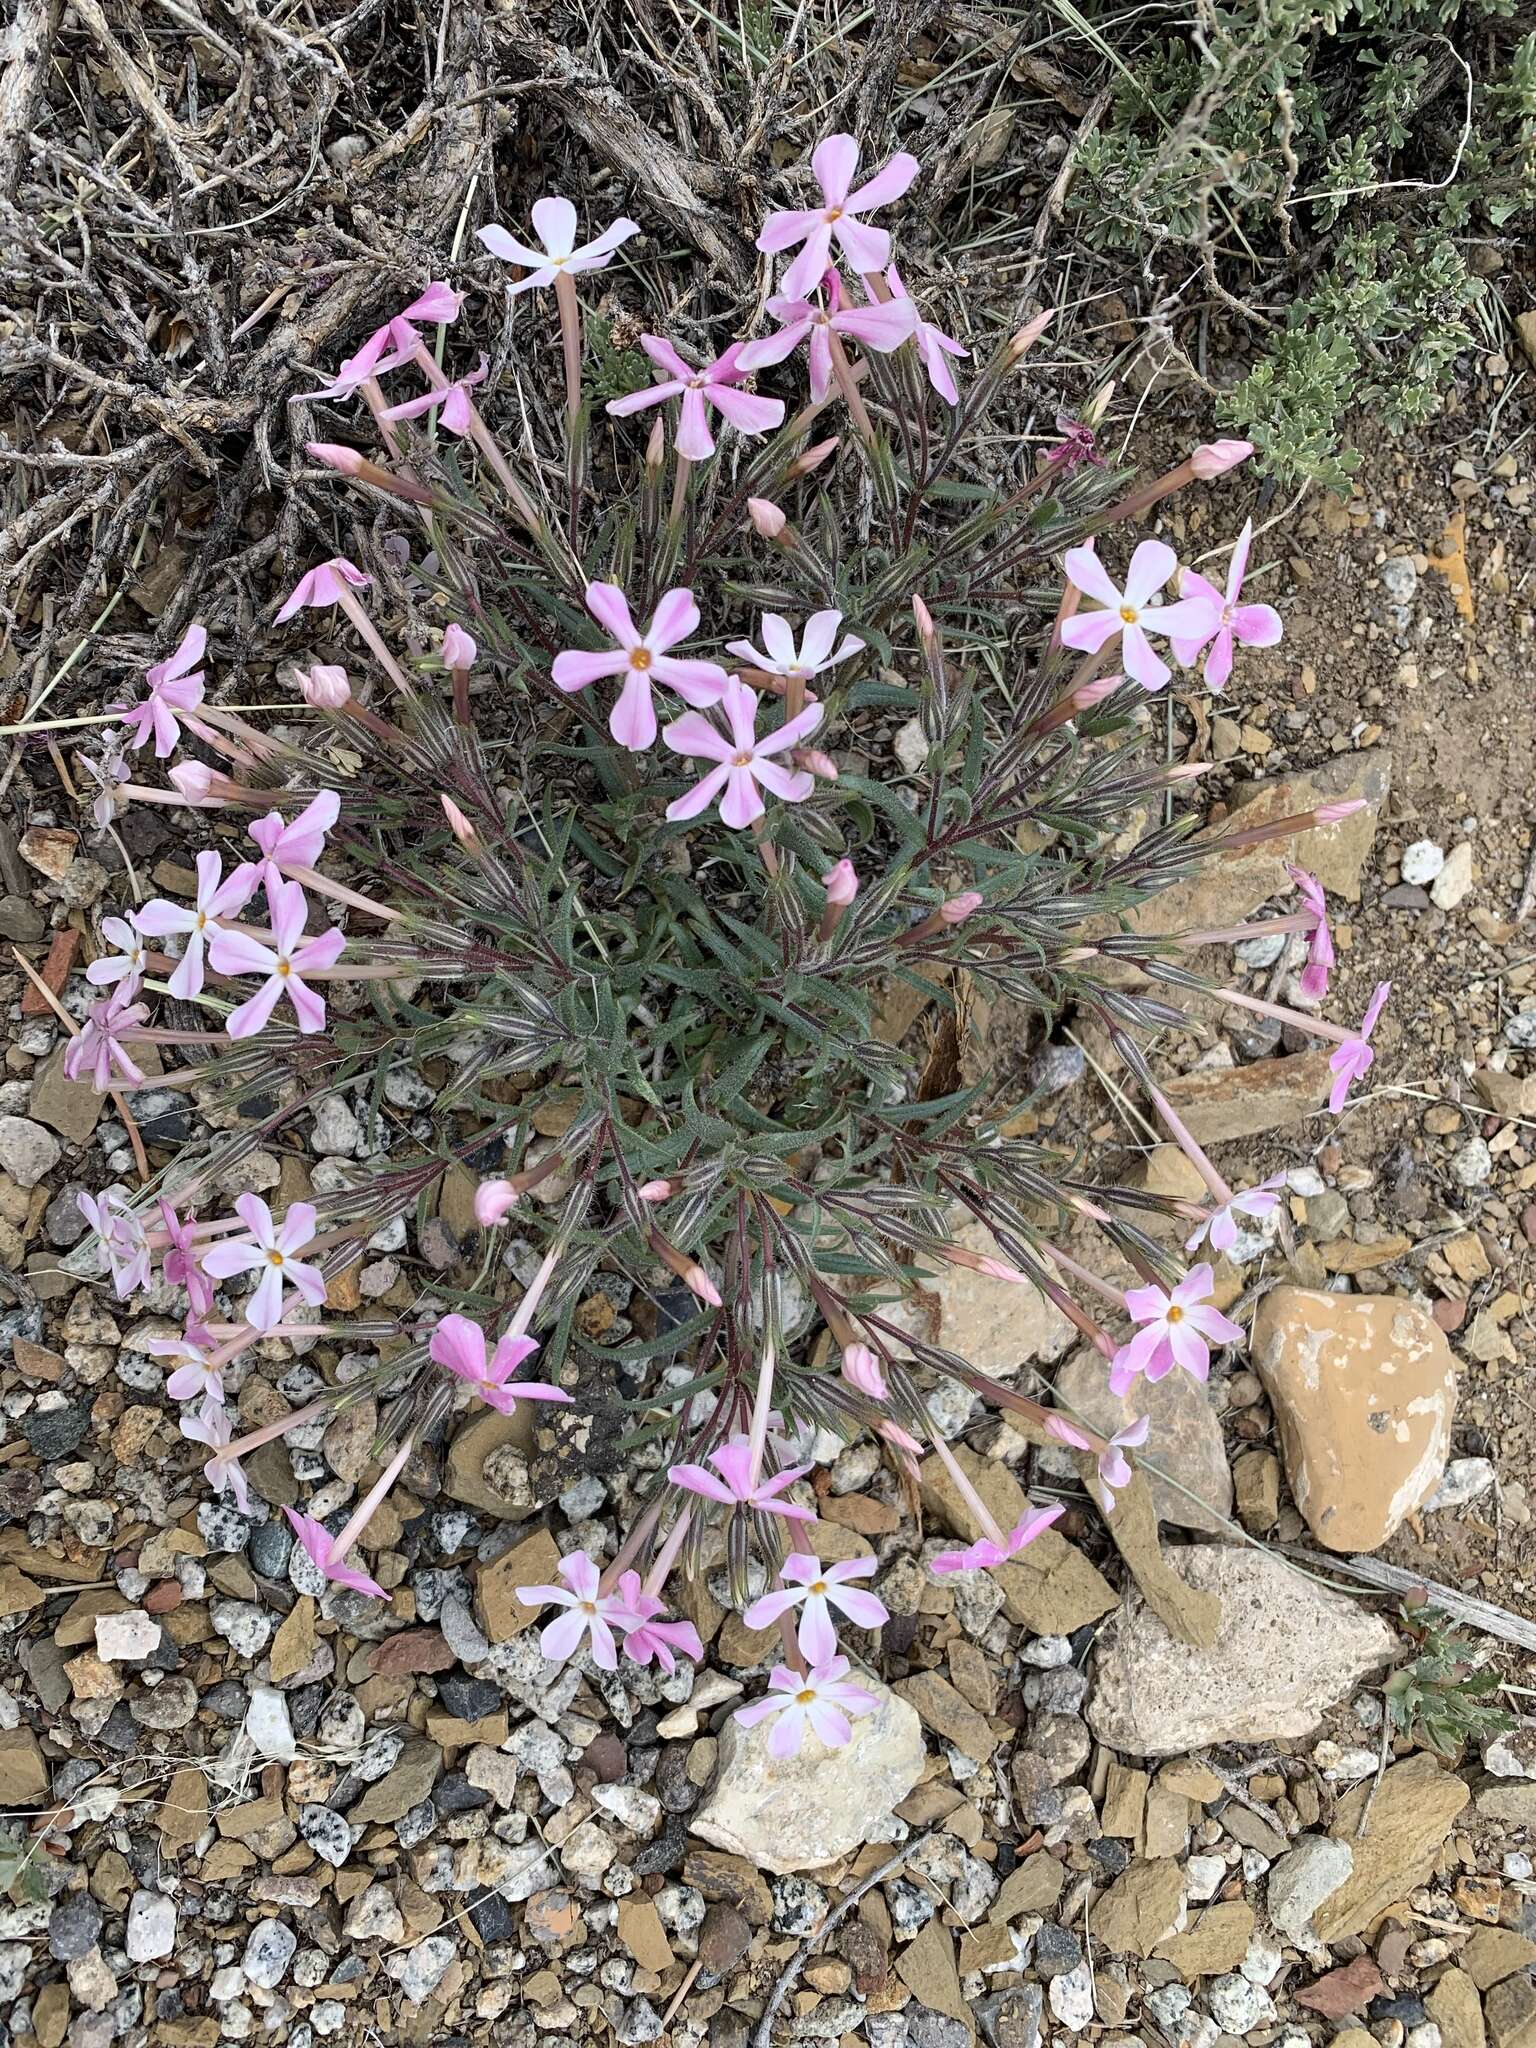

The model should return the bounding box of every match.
[645,416,667,475]
[785,436,839,479]
[842,1343,887,1399]
[168,763,218,805]
[1004,307,1054,364]
[473,1178,516,1226]
[940,890,983,926]
[794,748,838,782]
[747,497,786,538]
[1191,438,1253,479]
[296,663,351,709]
[638,1179,673,1202]
[442,623,477,669]
[822,858,859,907]
[1081,381,1116,429]
[1071,674,1122,709]
[441,795,479,848]
[912,594,935,644]
[306,440,365,475]
[1314,797,1367,825]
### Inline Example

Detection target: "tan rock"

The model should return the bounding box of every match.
[893,1671,997,1764]
[476,1526,562,1642]
[1465,1929,1536,1990]
[1156,1900,1256,1977]
[921,1216,1075,1376]
[1487,1974,1536,2048]
[1428,1968,1486,2048]
[1251,1286,1456,1551]
[617,1897,674,1975]
[1052,1348,1232,1533]
[1093,1858,1185,1957]
[1233,1450,1281,1532]
[1316,1753,1470,1941]
[988,1851,1065,1922]
[919,1444,1116,1634]
[159,1765,210,1854]
[895,1917,971,2034]
[445,1403,538,1518]
[1101,1762,1148,1839]
[0,1726,48,1804]
[1160,1049,1336,1143]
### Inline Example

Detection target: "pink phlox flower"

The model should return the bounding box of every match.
[396,281,463,328]
[516,1549,636,1672]
[117,623,206,758]
[299,322,409,404]
[427,1311,573,1416]
[207,877,346,1039]
[199,1192,327,1333]
[86,915,148,992]
[1044,1413,1151,1511]
[667,1439,816,1522]
[743,1552,889,1665]
[1170,520,1284,691]
[181,1400,249,1515]
[606,337,784,462]
[1047,413,1107,472]
[478,197,640,294]
[553,583,728,752]
[381,355,488,437]
[147,1321,224,1406]
[663,678,824,830]
[234,790,342,897]
[732,1655,879,1759]
[275,558,371,625]
[64,989,147,1093]
[84,739,130,831]
[613,1572,704,1676]
[1184,1172,1287,1256]
[1328,981,1391,1115]
[930,1503,1064,1575]
[1110,1262,1243,1395]
[1191,439,1253,479]
[442,624,477,668]
[841,1342,886,1398]
[724,608,864,686]
[1060,540,1217,693]
[1285,862,1335,1001]
[76,1186,151,1299]
[284,1507,386,1601]
[133,849,252,1000]
[757,134,921,298]
[736,270,916,403]
[884,263,967,404]
[157,1196,213,1315]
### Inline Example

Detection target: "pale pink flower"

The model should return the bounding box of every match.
[663,678,824,830]
[553,584,728,752]
[181,1401,249,1515]
[1044,1413,1150,1511]
[747,498,786,538]
[76,1187,150,1298]
[474,1178,517,1226]
[733,1656,878,1759]
[117,623,206,758]
[841,1341,886,1398]
[381,356,488,436]
[478,197,640,293]
[86,915,148,992]
[284,1507,386,1601]
[1191,439,1253,479]
[427,1312,572,1417]
[394,281,464,331]
[298,322,408,404]
[64,991,147,1093]
[442,624,477,668]
[208,877,345,1038]
[606,338,784,461]
[931,1503,1064,1575]
[736,271,916,402]
[1328,981,1391,1115]
[724,609,863,686]
[1110,1263,1243,1395]
[133,849,251,1000]
[295,663,352,709]
[200,1193,327,1333]
[743,1552,889,1664]
[517,1550,636,1671]
[147,1322,224,1406]
[157,1197,213,1316]
[885,263,967,404]
[613,1572,703,1675]
[237,791,341,892]
[1184,1172,1287,1256]
[824,859,859,905]
[1286,863,1335,1001]
[757,134,921,298]
[1171,521,1284,691]
[668,1440,816,1523]
[275,558,371,624]
[1060,541,1216,692]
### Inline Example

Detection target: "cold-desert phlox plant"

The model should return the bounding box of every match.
[67,133,1388,1756]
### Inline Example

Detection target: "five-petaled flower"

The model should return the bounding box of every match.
[208,877,345,1038]
[606,338,784,461]
[1328,981,1391,1115]
[86,915,148,995]
[1184,1172,1287,1256]
[76,1187,150,1299]
[743,1552,889,1664]
[1286,864,1334,1001]
[199,1192,327,1333]
[1044,1413,1150,1512]
[612,1572,704,1675]
[64,990,147,1094]
[234,792,342,896]
[275,558,371,624]
[667,1440,816,1522]
[553,584,728,752]
[885,263,968,404]
[133,849,250,1000]
[1172,520,1284,691]
[479,197,640,294]
[118,623,206,758]
[517,1550,636,1671]
[428,1312,573,1417]
[382,356,489,437]
[757,134,920,299]
[732,1655,879,1758]
[931,1503,1064,1575]
[1110,1263,1243,1396]
[663,678,824,830]
[156,1197,213,1315]
[736,270,916,401]
[284,1508,387,1601]
[147,1324,224,1407]
[1060,540,1215,692]
[725,609,864,690]
[182,1402,249,1515]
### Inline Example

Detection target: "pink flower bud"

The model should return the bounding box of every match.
[638,1179,673,1202]
[305,441,364,475]
[645,416,667,474]
[912,594,935,643]
[822,859,859,907]
[842,1343,887,1399]
[441,795,478,846]
[786,436,839,479]
[1190,438,1253,479]
[1071,674,1122,709]
[1004,307,1054,363]
[168,763,219,805]
[794,748,838,782]
[442,624,477,669]
[747,497,786,538]
[940,891,983,926]
[296,663,351,709]
[878,1419,923,1455]
[1314,797,1368,825]
[474,1178,517,1226]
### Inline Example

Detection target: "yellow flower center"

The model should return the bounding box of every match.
[267,1250,285,1268]
[194,911,207,932]
[824,206,844,223]
[1119,604,1138,624]
[809,1581,827,1596]
[277,958,292,977]
[1166,1304,1183,1323]
[630,648,653,671]
[733,750,753,767]
[580,1600,597,1615]
[796,1687,816,1705]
